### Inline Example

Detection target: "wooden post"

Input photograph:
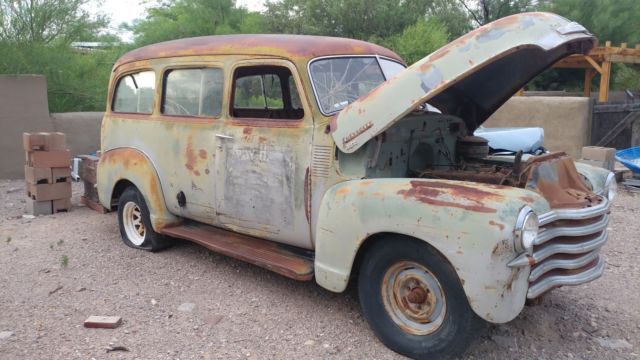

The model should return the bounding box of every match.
[584,68,596,97]
[598,60,611,102]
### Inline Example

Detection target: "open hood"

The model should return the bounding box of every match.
[331,12,595,153]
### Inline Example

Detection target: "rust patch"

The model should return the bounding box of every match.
[258,136,268,144]
[204,168,210,175]
[243,127,253,135]
[397,181,499,213]
[194,170,201,176]
[336,187,350,196]
[489,220,505,231]
[520,196,535,203]
[185,136,196,171]
[198,149,207,159]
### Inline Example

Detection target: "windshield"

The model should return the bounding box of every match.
[309,57,404,114]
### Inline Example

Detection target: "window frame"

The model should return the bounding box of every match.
[111,69,157,115]
[307,55,406,116]
[228,60,308,125]
[160,65,225,121]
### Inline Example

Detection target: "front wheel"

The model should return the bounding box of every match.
[117,187,170,252]
[358,237,481,359]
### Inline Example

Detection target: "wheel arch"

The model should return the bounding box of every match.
[97,147,180,231]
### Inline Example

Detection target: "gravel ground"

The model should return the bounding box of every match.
[0,179,639,360]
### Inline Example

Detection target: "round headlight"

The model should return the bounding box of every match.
[604,172,617,201]
[515,207,539,253]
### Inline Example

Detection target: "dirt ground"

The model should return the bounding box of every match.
[0,179,638,360]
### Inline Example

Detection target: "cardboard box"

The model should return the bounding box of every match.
[26,198,53,216]
[26,181,71,201]
[26,150,71,168]
[581,146,615,170]
[52,198,71,213]
[22,132,66,151]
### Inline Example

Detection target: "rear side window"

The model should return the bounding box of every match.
[231,65,304,120]
[162,68,224,117]
[113,71,156,114]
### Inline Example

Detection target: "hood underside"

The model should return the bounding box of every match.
[331,12,595,153]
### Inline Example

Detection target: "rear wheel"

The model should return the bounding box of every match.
[358,237,480,359]
[117,187,170,252]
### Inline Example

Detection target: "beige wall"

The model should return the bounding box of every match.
[484,96,591,158]
[0,75,104,179]
[51,112,103,156]
[0,75,54,179]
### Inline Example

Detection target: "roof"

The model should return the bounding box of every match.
[114,34,403,68]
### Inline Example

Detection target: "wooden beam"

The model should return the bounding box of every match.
[584,68,596,97]
[584,56,603,74]
[598,60,611,102]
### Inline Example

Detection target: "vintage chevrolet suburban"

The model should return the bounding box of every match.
[97,12,616,359]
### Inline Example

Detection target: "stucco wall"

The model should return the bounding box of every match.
[0,75,104,179]
[0,75,54,179]
[483,96,591,158]
[51,112,103,156]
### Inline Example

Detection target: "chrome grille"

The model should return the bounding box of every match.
[509,197,610,299]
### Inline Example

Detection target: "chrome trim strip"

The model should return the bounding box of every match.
[538,197,610,226]
[527,256,604,299]
[531,230,607,264]
[535,214,609,245]
[528,250,600,282]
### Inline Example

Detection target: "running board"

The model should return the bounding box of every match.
[159,223,314,281]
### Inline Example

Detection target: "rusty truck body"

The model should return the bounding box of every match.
[97,12,616,359]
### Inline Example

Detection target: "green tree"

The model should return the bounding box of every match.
[131,0,265,46]
[0,0,108,44]
[386,17,449,64]
[263,0,435,41]
[457,0,538,26]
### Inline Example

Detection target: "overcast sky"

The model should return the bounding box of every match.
[94,0,266,41]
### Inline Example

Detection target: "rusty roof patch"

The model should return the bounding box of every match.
[115,34,403,69]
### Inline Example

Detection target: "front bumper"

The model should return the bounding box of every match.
[509,197,610,299]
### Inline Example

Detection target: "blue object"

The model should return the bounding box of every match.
[615,146,640,174]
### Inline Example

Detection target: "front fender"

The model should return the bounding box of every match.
[574,162,611,195]
[97,147,180,231]
[314,178,549,323]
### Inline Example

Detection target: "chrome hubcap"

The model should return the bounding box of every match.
[123,201,145,246]
[382,261,446,335]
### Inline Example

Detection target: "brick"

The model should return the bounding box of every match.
[26,181,71,201]
[44,132,66,151]
[26,198,53,216]
[83,180,98,200]
[23,132,47,151]
[24,165,52,184]
[26,150,71,168]
[51,167,71,182]
[84,316,122,329]
[52,198,71,213]
[23,132,67,151]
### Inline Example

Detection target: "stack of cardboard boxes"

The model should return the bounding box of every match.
[23,132,72,215]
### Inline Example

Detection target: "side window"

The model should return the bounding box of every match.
[162,68,224,117]
[113,71,156,114]
[231,65,303,120]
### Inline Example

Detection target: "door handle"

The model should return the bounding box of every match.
[215,133,233,139]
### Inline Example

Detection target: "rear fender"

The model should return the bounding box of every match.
[97,147,180,231]
[314,178,550,323]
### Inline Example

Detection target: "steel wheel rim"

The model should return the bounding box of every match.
[123,201,145,246]
[382,261,447,335]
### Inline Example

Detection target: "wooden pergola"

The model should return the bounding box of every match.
[553,42,640,102]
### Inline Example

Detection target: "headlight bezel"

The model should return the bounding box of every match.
[514,206,539,254]
[604,172,617,202]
